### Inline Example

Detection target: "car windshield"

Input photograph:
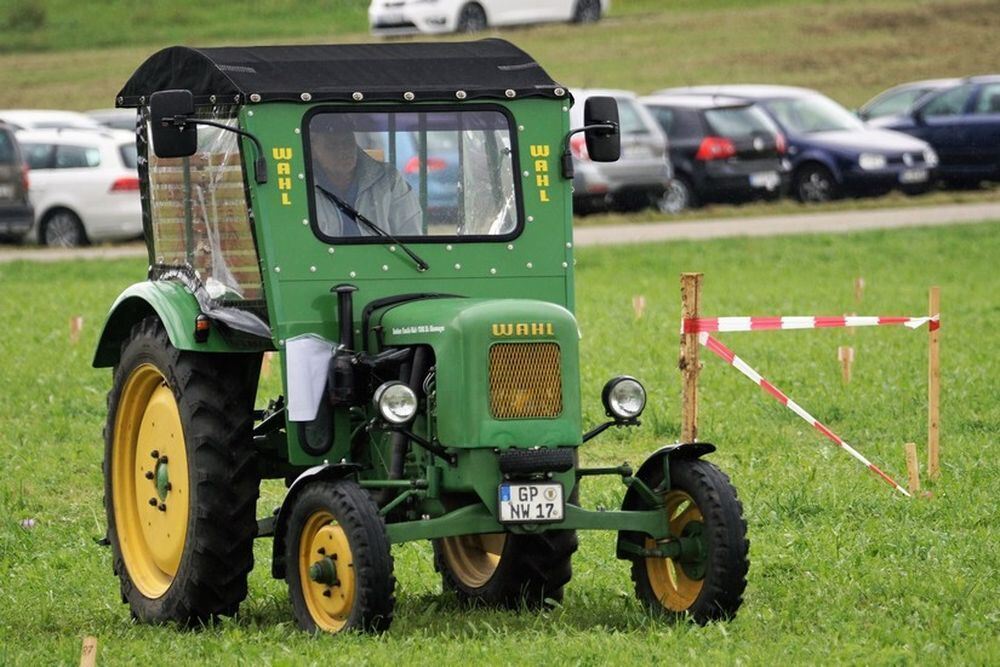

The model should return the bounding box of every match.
[308,109,519,240]
[763,96,863,134]
[862,88,932,119]
[704,105,777,136]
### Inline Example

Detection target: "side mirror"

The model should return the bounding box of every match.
[583,96,621,162]
[149,90,197,158]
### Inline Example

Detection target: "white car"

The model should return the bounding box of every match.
[0,109,104,132]
[16,128,142,246]
[369,0,607,35]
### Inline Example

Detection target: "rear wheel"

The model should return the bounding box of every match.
[658,177,697,214]
[629,459,749,624]
[104,317,260,624]
[794,164,837,203]
[456,3,487,32]
[573,0,602,23]
[434,528,577,608]
[41,208,87,247]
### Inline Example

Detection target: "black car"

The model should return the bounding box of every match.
[641,94,788,212]
[868,75,1000,186]
[658,85,939,202]
[0,121,33,242]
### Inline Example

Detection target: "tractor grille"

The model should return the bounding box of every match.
[488,343,562,419]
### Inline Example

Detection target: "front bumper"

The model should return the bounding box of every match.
[840,163,937,194]
[369,6,455,35]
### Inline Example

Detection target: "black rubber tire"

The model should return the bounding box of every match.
[658,177,697,213]
[630,458,749,624]
[41,208,88,247]
[793,163,838,203]
[572,0,602,23]
[103,316,261,625]
[285,479,395,633]
[456,3,487,32]
[434,529,578,609]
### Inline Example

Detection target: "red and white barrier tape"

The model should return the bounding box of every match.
[683,315,940,334]
[698,332,911,497]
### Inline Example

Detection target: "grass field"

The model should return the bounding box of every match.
[1,222,998,664]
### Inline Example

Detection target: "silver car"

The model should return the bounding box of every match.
[569,88,672,213]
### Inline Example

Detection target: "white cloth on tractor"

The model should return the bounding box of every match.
[285,334,336,422]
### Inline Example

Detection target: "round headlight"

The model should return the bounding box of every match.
[373,381,418,425]
[601,376,646,421]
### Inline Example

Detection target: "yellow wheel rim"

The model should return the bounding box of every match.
[111,363,190,599]
[646,490,704,612]
[298,510,356,633]
[439,533,506,588]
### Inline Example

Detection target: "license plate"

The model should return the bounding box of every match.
[749,171,780,189]
[498,482,563,523]
[899,169,928,184]
[0,184,14,199]
[622,144,653,159]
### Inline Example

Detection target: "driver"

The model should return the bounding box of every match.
[311,115,422,237]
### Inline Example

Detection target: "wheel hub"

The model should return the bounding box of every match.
[299,512,356,630]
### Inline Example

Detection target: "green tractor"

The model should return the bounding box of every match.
[95,40,748,633]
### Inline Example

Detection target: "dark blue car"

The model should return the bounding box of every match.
[658,85,938,202]
[868,75,1000,186]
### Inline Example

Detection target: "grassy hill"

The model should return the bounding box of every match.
[1,0,997,110]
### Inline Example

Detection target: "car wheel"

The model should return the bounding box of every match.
[456,3,487,32]
[573,0,602,23]
[42,209,87,247]
[658,178,697,214]
[794,164,838,203]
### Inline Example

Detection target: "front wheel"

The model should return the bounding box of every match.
[794,164,838,203]
[629,458,749,624]
[456,3,487,32]
[573,0,602,23]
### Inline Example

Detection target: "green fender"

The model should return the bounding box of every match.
[92,280,272,368]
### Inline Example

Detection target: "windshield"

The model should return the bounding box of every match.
[704,105,778,136]
[763,96,863,134]
[307,109,519,241]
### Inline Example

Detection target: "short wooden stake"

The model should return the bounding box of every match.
[928,286,941,480]
[69,315,84,344]
[837,346,855,384]
[79,636,97,667]
[632,295,647,320]
[904,442,920,494]
[680,273,703,443]
[854,277,865,304]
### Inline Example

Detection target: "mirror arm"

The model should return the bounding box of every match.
[560,122,619,179]
[162,116,268,184]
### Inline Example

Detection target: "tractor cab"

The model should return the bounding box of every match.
[94,40,748,634]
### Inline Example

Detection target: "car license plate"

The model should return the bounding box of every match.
[498,482,563,523]
[749,171,780,189]
[622,144,653,159]
[899,169,928,184]
[0,184,14,199]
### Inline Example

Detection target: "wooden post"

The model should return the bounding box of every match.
[69,315,84,344]
[854,277,865,305]
[904,442,920,494]
[838,346,855,384]
[79,636,97,667]
[632,295,647,320]
[928,286,941,480]
[680,273,703,443]
[261,351,274,379]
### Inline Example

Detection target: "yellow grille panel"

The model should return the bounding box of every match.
[489,343,562,419]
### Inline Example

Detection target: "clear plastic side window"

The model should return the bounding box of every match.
[146,106,263,305]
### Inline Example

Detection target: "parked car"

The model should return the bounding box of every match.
[857,78,958,122]
[657,85,938,202]
[15,128,141,246]
[368,0,606,35]
[867,75,1000,186]
[641,94,788,212]
[86,108,138,132]
[0,121,33,242]
[570,88,672,213]
[0,109,103,132]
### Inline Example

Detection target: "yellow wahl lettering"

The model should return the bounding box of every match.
[281,193,291,206]
[539,190,550,203]
[535,160,548,173]
[277,162,291,175]
[492,323,514,336]
[278,177,292,191]
[536,174,549,187]
[530,145,550,158]
[531,323,545,335]
[272,147,293,160]
[515,323,529,336]
[546,323,554,335]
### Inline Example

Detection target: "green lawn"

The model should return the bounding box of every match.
[1,222,998,664]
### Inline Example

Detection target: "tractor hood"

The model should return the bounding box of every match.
[374,298,582,448]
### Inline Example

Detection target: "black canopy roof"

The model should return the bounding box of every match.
[117,39,568,107]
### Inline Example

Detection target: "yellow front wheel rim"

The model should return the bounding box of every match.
[646,490,704,611]
[439,533,507,588]
[299,511,356,632]
[111,364,190,599]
